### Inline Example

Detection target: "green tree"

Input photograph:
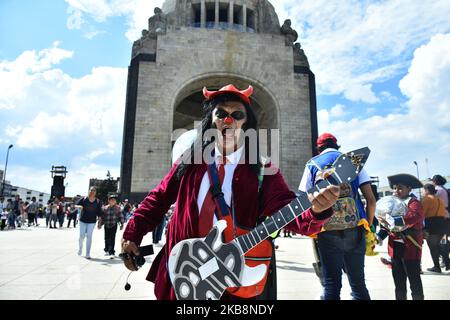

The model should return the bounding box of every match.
[96,171,118,203]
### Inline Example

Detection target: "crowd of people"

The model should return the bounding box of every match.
[117,84,449,301]
[1,84,449,301]
[0,192,139,233]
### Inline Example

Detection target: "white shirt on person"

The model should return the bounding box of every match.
[197,145,244,225]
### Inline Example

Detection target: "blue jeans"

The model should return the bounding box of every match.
[317,226,370,300]
[79,222,96,257]
[152,216,167,244]
[7,213,15,228]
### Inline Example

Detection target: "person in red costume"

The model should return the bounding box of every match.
[121,84,340,300]
[378,174,425,300]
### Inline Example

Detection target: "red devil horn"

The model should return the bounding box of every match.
[241,85,253,97]
[203,87,213,99]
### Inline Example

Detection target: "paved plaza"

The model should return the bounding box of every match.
[0,219,449,300]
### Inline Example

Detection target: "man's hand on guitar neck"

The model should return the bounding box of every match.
[308,185,340,215]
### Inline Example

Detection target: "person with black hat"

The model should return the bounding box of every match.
[431,174,450,270]
[298,133,376,300]
[121,84,340,300]
[98,194,124,258]
[384,173,425,300]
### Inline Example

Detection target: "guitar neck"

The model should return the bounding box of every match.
[233,191,312,254]
[232,147,371,255]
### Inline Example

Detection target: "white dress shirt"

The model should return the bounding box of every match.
[197,145,244,225]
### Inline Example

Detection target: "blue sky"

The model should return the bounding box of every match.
[1,0,449,196]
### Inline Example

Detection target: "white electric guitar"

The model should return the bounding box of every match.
[168,147,370,300]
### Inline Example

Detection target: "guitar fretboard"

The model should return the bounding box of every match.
[233,191,311,254]
[232,147,370,255]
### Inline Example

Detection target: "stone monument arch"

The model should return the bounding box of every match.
[120,0,318,203]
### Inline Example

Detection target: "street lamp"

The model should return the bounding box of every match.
[1,144,13,197]
[413,161,421,200]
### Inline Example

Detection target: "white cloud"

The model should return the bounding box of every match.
[329,104,346,118]
[84,30,107,40]
[67,6,85,29]
[344,83,379,104]
[318,33,450,186]
[1,44,127,195]
[0,42,73,110]
[274,0,450,103]
[4,64,127,149]
[380,91,397,102]
[64,0,163,41]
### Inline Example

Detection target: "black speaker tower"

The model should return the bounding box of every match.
[51,166,68,199]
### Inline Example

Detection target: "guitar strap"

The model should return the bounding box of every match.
[206,162,231,218]
[206,158,265,220]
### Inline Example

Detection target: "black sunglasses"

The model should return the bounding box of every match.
[215,109,246,121]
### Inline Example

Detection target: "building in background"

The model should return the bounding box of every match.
[5,186,51,206]
[120,0,317,202]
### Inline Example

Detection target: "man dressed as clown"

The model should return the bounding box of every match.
[121,84,340,300]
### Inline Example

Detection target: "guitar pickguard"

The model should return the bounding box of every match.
[169,220,245,300]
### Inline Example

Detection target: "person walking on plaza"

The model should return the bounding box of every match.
[422,183,447,273]
[122,199,132,222]
[12,195,21,228]
[0,196,6,231]
[431,174,450,270]
[298,133,376,300]
[121,84,340,300]
[6,199,15,229]
[26,197,38,227]
[20,201,28,227]
[76,187,103,259]
[66,203,78,228]
[98,195,124,258]
[49,197,59,229]
[56,197,65,228]
[381,174,425,300]
[45,200,52,228]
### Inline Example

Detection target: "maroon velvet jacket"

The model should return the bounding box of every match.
[123,162,333,300]
[388,197,424,261]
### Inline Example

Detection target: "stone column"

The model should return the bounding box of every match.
[228,1,234,27]
[201,0,206,28]
[242,4,247,31]
[215,0,219,27]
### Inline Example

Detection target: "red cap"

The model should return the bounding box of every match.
[317,132,337,148]
[203,84,253,105]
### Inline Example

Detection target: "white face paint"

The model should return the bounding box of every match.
[212,101,247,155]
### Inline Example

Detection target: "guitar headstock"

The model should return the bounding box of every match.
[345,147,370,172]
[308,147,371,193]
[331,147,370,184]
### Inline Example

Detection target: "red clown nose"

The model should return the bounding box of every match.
[224,117,234,125]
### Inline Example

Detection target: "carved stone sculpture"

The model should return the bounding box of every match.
[280,19,298,46]
[149,7,167,36]
[293,42,310,68]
